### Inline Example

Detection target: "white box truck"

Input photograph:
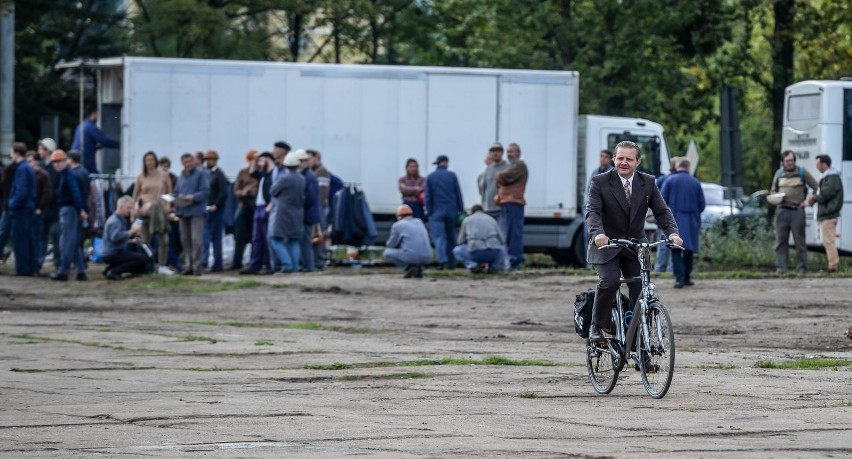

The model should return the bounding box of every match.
[86,56,672,265]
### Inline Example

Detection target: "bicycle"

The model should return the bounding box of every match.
[585,237,679,399]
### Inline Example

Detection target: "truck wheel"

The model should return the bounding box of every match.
[551,229,586,267]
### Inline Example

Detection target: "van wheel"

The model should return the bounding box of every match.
[551,229,586,267]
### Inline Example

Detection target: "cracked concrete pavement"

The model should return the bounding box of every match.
[1,267,851,457]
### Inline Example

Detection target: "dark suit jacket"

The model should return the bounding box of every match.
[585,169,678,264]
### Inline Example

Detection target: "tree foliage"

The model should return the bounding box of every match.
[12,0,852,192]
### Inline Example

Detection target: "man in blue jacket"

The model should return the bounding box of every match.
[49,150,87,281]
[71,107,120,174]
[295,149,321,272]
[660,158,705,288]
[102,196,149,280]
[7,142,37,276]
[425,155,464,269]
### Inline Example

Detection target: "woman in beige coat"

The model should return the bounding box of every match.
[131,151,173,274]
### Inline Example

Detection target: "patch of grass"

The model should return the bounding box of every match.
[4,333,166,353]
[696,364,737,370]
[118,276,265,293]
[755,358,852,370]
[179,335,218,344]
[176,320,382,334]
[337,372,428,381]
[304,355,557,370]
[518,391,539,399]
[255,339,273,346]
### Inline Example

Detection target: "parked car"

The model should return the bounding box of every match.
[720,190,771,234]
[700,182,740,228]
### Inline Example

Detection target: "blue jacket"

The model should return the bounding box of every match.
[660,171,705,252]
[55,168,83,211]
[8,161,36,212]
[71,165,91,212]
[174,167,211,217]
[101,212,132,258]
[71,118,120,173]
[425,166,464,216]
[302,168,321,225]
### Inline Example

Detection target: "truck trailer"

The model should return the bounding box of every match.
[82,56,671,265]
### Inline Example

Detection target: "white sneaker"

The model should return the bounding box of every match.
[158,266,175,276]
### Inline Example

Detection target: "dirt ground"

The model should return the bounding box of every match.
[1,263,851,457]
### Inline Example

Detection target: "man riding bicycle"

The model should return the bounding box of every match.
[585,141,682,341]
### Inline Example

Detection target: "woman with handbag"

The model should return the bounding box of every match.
[131,151,174,274]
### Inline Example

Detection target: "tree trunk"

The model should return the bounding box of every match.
[769,0,795,173]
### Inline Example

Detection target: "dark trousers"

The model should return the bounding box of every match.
[775,207,807,271]
[248,206,270,271]
[202,208,225,270]
[428,211,457,266]
[671,248,694,284]
[231,204,254,269]
[501,203,525,268]
[103,250,150,277]
[404,201,424,220]
[299,224,315,272]
[10,209,36,275]
[592,250,641,330]
[167,220,182,270]
[33,213,45,271]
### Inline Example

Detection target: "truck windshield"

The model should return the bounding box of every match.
[607,134,663,177]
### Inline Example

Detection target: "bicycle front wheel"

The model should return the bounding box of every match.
[587,339,620,394]
[639,301,675,399]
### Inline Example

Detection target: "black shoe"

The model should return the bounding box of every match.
[414,265,424,278]
[207,267,223,273]
[684,280,695,286]
[470,263,487,274]
[180,269,195,276]
[403,265,416,278]
[588,324,605,341]
[239,268,258,275]
[76,272,88,281]
[50,273,68,281]
[257,268,274,275]
[105,270,121,281]
[673,282,684,289]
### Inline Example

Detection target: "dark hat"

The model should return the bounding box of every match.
[274,141,291,151]
[258,151,274,161]
[67,149,82,163]
[433,155,449,165]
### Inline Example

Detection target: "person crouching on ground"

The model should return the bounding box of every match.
[102,196,150,280]
[383,204,432,278]
[453,204,507,273]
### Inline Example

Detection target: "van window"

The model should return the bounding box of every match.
[608,134,662,177]
[787,94,821,121]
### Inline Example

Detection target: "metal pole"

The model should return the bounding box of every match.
[79,62,85,149]
[0,1,14,160]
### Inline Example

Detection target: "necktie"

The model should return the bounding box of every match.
[624,180,632,208]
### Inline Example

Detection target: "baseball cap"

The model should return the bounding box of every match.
[489,142,503,151]
[283,153,301,167]
[39,138,57,152]
[293,149,310,161]
[433,155,449,165]
[50,150,68,162]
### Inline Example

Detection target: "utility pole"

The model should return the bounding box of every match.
[0,1,14,160]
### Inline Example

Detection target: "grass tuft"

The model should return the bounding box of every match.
[755,358,851,370]
[255,339,273,346]
[119,276,264,293]
[180,335,218,344]
[305,355,556,370]
[518,391,539,398]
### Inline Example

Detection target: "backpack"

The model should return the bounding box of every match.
[573,289,629,339]
[775,166,807,194]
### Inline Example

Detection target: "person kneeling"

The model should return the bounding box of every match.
[102,196,153,280]
[383,205,432,278]
[453,204,506,273]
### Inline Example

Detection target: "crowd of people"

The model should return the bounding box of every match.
[386,141,528,276]
[0,136,337,281]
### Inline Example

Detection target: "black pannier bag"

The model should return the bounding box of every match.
[573,289,629,338]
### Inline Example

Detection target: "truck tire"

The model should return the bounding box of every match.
[550,230,586,267]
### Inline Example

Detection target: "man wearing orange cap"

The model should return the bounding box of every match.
[201,150,229,272]
[48,150,87,281]
[230,150,259,270]
[383,204,432,278]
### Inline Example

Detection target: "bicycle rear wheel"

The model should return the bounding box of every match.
[587,339,620,394]
[639,301,675,399]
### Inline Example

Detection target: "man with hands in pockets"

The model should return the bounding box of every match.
[585,141,682,341]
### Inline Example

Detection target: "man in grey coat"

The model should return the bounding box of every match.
[101,196,149,280]
[453,204,506,273]
[268,154,305,273]
[384,204,432,278]
[174,153,210,276]
[585,141,681,341]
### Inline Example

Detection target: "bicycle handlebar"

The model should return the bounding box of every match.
[598,237,682,251]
